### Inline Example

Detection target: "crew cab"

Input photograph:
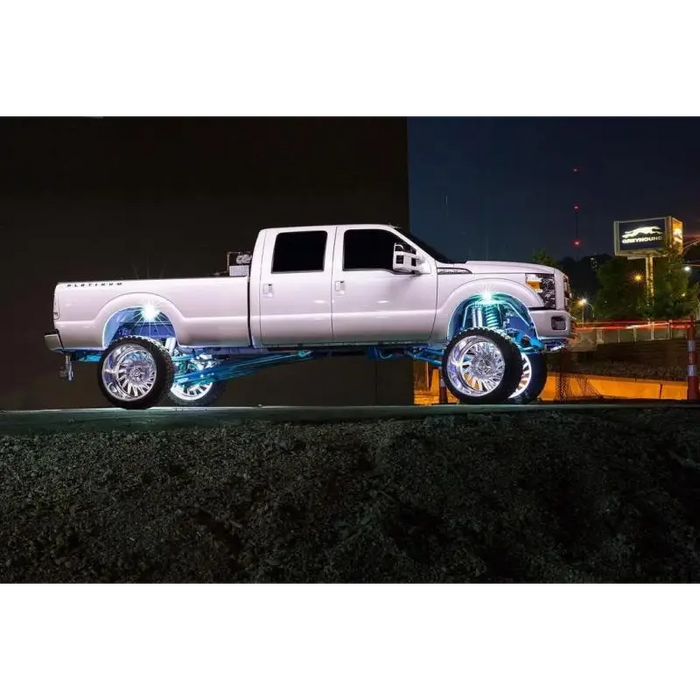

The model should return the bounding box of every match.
[45,224,573,408]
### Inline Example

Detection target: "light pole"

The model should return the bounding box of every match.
[578,298,593,322]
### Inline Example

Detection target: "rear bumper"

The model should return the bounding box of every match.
[530,309,575,344]
[44,329,64,353]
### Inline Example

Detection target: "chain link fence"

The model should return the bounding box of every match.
[413,355,604,405]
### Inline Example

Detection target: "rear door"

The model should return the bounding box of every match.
[258,227,335,345]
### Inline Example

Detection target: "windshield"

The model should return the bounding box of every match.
[397,229,457,264]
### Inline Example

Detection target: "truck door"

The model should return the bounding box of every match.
[258,227,335,345]
[331,226,438,343]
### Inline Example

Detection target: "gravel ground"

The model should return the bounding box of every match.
[2,409,700,583]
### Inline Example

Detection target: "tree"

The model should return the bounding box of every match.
[531,249,561,270]
[643,245,699,320]
[559,255,609,304]
[595,246,699,321]
[595,257,646,320]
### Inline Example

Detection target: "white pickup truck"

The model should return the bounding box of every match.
[45,224,573,409]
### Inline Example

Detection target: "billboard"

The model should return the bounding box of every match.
[614,216,683,256]
[671,218,684,253]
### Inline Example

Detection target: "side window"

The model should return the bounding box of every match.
[271,230,327,273]
[343,228,415,271]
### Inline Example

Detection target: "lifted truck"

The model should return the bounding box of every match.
[44,224,574,409]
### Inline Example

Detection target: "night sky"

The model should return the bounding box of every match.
[408,117,700,263]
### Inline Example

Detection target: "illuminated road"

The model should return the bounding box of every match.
[1,402,699,434]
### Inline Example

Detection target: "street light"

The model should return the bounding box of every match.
[684,266,692,273]
[633,273,644,283]
[578,298,593,322]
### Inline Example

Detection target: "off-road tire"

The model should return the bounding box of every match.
[97,335,174,410]
[508,352,548,405]
[168,381,227,407]
[444,327,523,404]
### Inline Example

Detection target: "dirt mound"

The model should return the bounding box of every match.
[2,409,700,582]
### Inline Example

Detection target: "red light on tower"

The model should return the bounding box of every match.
[573,205,581,245]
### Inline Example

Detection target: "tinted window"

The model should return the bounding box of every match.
[272,230,327,273]
[343,228,414,271]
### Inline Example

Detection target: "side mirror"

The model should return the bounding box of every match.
[393,244,425,274]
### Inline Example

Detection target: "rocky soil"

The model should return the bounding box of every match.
[2,409,700,582]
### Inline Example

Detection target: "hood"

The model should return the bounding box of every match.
[438,260,557,275]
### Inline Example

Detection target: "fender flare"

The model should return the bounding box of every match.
[433,278,542,343]
[98,292,185,347]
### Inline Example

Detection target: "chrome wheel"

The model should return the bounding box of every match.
[169,354,215,403]
[101,343,158,402]
[510,352,533,399]
[445,335,506,398]
[170,381,214,402]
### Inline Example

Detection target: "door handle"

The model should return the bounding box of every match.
[262,283,273,296]
[334,280,345,293]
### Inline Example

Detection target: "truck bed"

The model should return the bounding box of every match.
[54,276,251,349]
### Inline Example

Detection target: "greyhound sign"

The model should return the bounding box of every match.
[614,217,682,256]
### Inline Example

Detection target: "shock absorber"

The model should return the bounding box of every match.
[482,304,501,329]
[461,301,502,331]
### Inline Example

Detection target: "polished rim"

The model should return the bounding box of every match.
[510,352,532,399]
[445,336,506,397]
[170,355,214,402]
[101,343,158,402]
[170,381,214,402]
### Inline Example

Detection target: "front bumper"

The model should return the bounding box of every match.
[530,309,574,344]
[44,329,64,353]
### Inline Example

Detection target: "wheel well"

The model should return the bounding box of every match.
[103,307,177,347]
[448,293,537,338]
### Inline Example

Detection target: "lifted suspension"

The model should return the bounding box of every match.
[172,350,315,387]
[58,309,547,391]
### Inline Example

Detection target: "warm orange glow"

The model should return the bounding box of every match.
[412,368,687,404]
[576,320,692,331]
[633,273,643,282]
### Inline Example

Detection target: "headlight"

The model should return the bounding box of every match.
[526,273,556,309]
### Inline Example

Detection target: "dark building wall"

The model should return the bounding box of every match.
[0,118,412,409]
